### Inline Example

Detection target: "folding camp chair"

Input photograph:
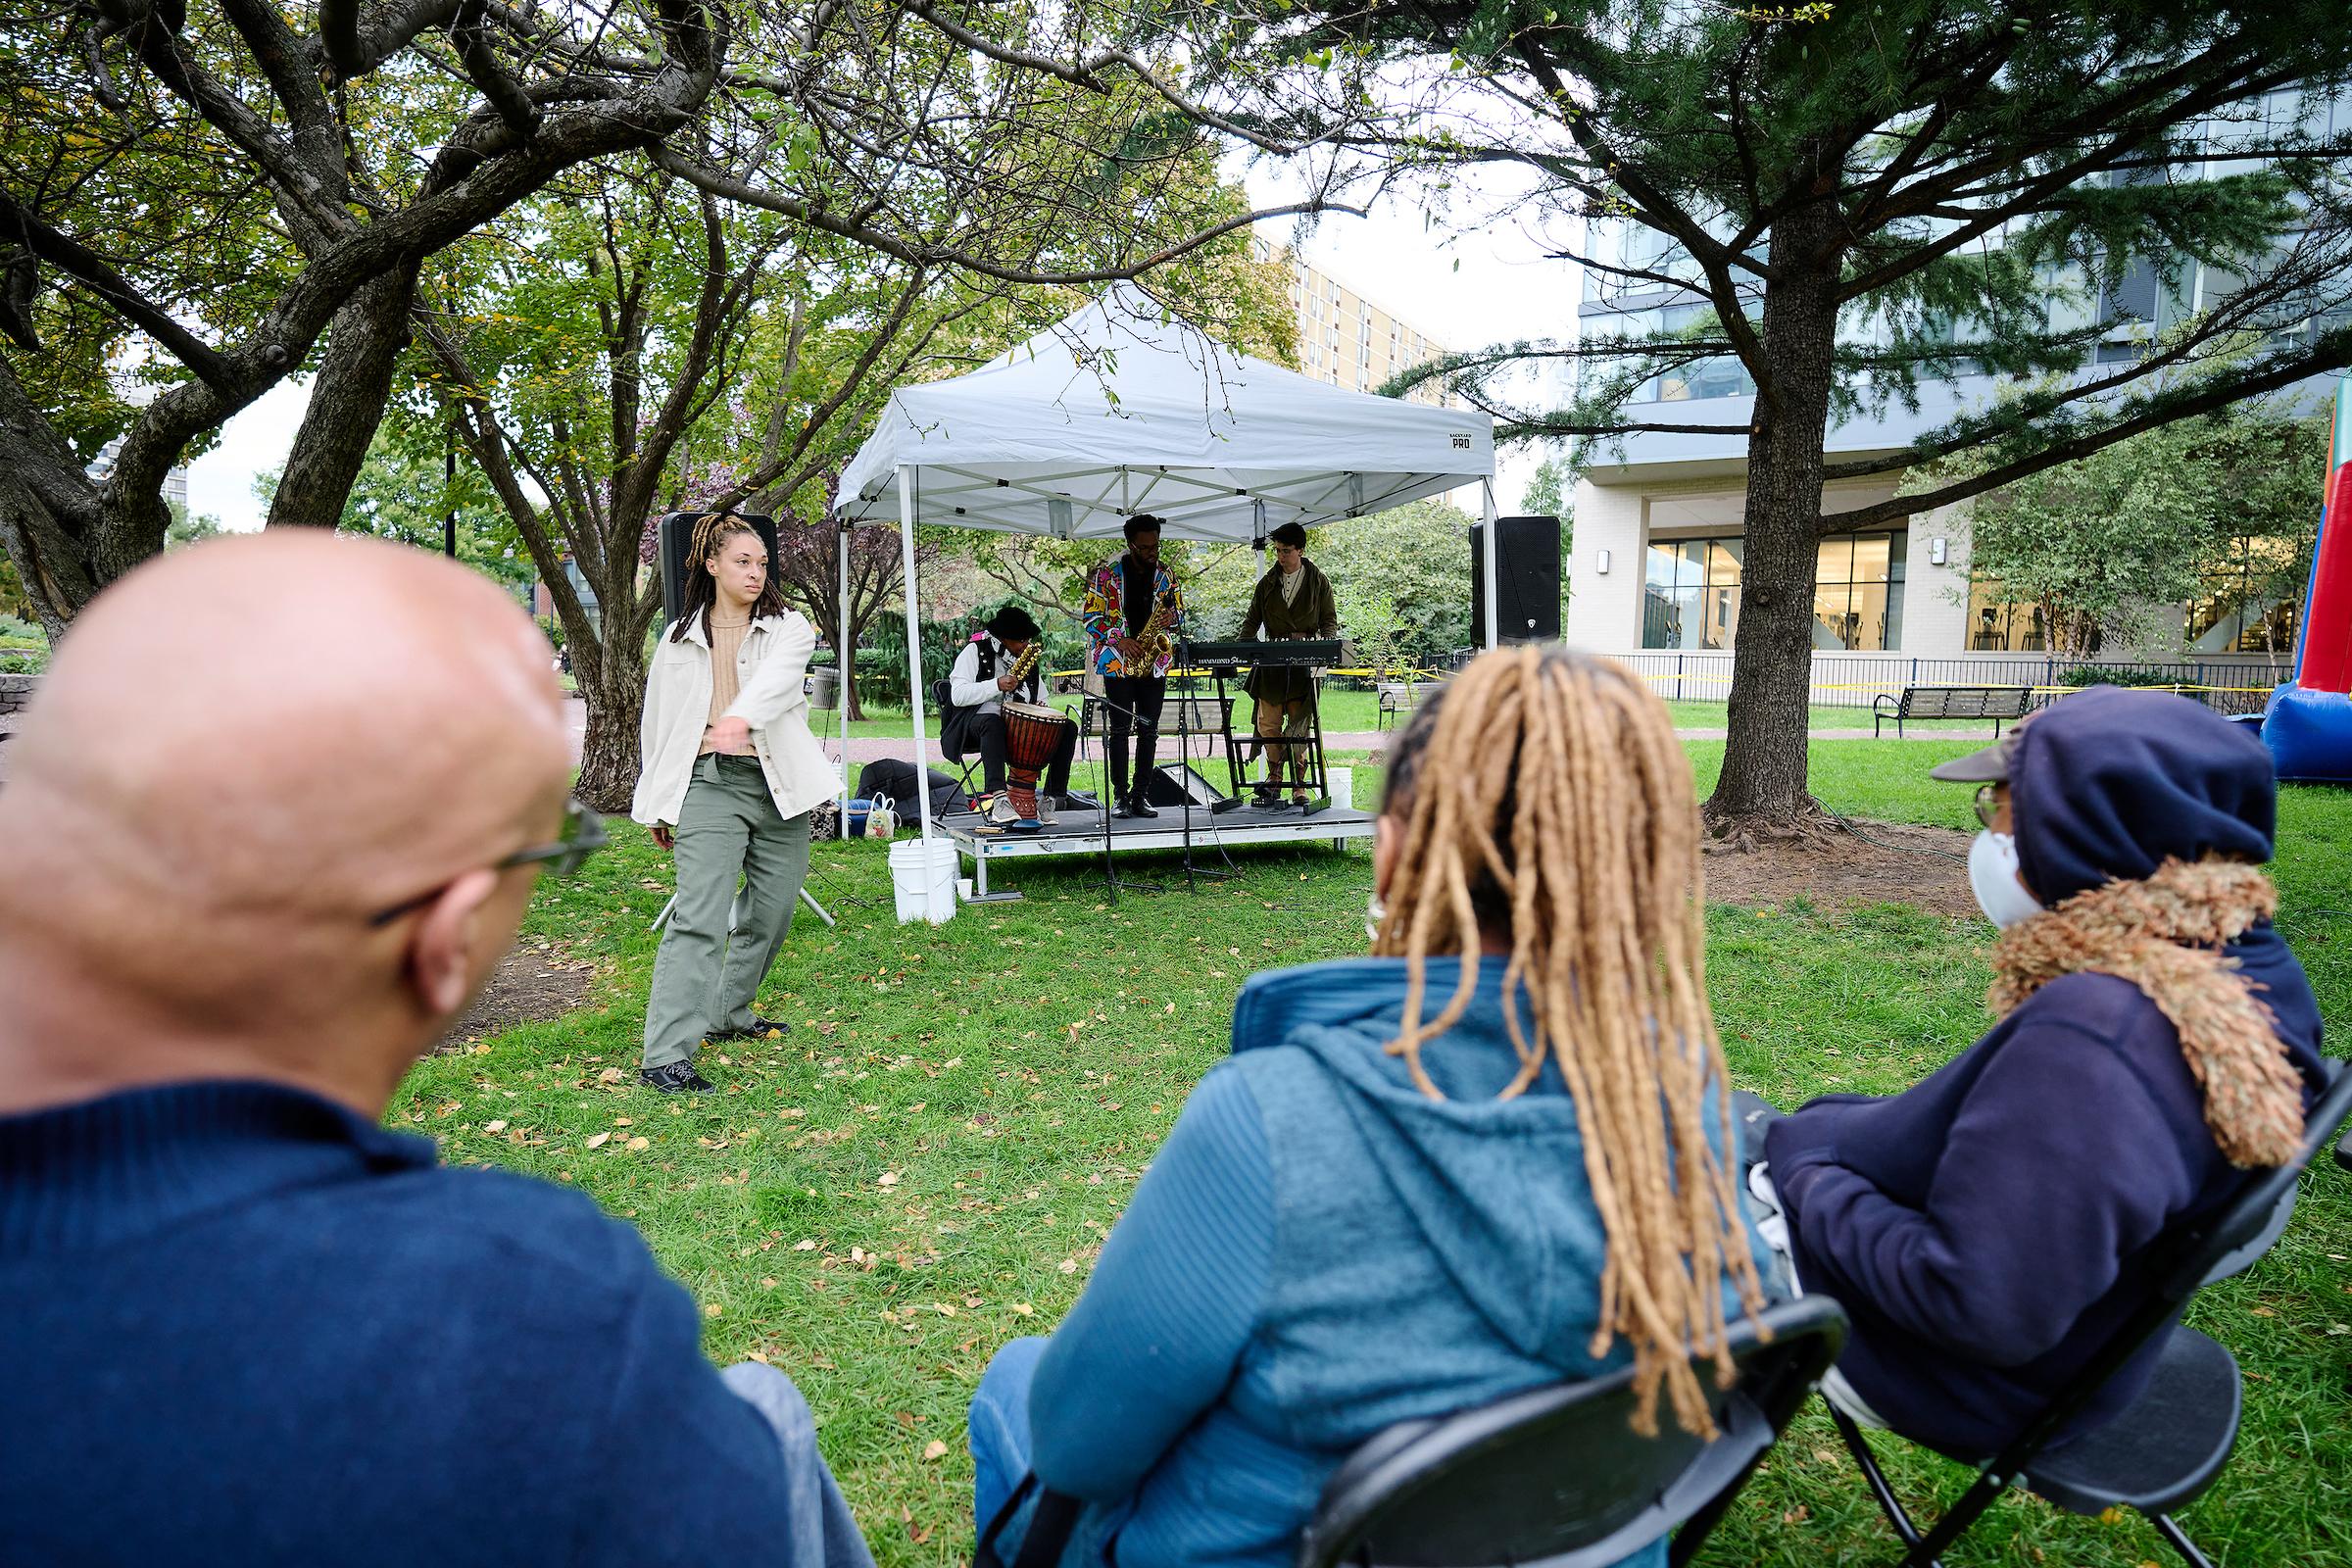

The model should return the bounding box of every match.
[1297,1297,1848,1568]
[931,678,985,804]
[980,1298,1845,1568]
[1832,1060,2352,1568]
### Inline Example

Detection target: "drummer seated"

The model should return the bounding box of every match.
[946,606,1089,810]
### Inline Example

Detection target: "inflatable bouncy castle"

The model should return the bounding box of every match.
[2264,373,2352,783]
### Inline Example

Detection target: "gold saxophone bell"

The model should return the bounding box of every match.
[1141,597,1176,665]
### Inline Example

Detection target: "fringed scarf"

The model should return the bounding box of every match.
[1989,858,2306,1168]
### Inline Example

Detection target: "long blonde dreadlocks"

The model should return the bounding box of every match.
[1373,646,1767,1437]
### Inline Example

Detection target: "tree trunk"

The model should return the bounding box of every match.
[269,269,420,528]
[1708,204,1842,839]
[574,639,647,812]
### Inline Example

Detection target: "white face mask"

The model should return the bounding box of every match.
[1968,830,2044,929]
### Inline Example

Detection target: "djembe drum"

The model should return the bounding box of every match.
[1000,700,1074,829]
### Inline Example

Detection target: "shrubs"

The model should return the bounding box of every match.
[2057,664,2176,690]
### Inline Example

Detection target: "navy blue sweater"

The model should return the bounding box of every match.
[1766,689,2330,1456]
[0,1080,803,1564]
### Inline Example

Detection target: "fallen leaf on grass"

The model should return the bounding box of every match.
[921,1440,949,1462]
[625,1135,650,1152]
[876,1171,901,1188]
[793,1239,818,1251]
[1009,1302,1035,1316]
[584,1132,612,1150]
[1057,1258,1078,1274]
[597,1067,624,1084]
[482,1120,508,1134]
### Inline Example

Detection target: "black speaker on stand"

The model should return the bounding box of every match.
[1470,515,1563,645]
[658,512,780,629]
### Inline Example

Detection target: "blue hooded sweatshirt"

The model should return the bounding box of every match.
[1011,956,1770,1568]
[1764,687,2328,1458]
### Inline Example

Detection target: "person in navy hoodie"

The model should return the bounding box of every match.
[0,533,872,1567]
[1759,687,2329,1458]
[965,647,1774,1568]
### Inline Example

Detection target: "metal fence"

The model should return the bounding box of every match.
[1604,651,2284,717]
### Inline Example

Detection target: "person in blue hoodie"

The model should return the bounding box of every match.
[1758,687,2329,1459]
[966,646,1775,1568]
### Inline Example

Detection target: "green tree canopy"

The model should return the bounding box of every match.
[1227,2,2352,833]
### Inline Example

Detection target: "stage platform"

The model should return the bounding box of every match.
[936,798,1375,899]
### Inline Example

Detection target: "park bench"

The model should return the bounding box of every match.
[1873,683,2033,738]
[1376,679,1446,730]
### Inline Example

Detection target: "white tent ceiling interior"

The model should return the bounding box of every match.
[829,285,1499,894]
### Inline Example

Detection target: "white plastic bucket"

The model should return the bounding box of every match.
[888,837,959,924]
[1327,766,1353,812]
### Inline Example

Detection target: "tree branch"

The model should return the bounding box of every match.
[1830,331,2352,531]
[649,143,1359,283]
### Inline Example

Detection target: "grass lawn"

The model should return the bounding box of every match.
[400,738,2350,1566]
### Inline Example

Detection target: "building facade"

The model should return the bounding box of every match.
[1562,89,2344,694]
[1282,255,1458,409]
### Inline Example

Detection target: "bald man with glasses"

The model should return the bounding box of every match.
[0,533,870,1567]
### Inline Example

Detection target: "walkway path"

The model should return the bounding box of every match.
[558,699,1949,766]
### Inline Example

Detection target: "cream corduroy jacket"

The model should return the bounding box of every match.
[631,609,835,827]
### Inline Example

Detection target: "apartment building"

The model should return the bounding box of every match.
[1282,256,1458,410]
[1563,87,2347,679]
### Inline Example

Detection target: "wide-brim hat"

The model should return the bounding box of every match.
[1927,729,2021,784]
[986,605,1041,642]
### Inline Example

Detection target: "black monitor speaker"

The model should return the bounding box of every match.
[658,512,780,629]
[1143,763,1228,808]
[1470,515,1563,645]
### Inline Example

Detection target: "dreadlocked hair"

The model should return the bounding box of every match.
[669,514,787,643]
[1375,645,1767,1438]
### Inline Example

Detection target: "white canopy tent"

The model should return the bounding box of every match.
[830,285,1497,908]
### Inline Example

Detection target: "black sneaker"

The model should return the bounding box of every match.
[712,1014,789,1042]
[640,1062,716,1094]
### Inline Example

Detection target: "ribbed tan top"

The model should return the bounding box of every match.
[699,615,753,753]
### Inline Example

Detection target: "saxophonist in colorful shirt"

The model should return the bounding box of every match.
[1081,514,1186,819]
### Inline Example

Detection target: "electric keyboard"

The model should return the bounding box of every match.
[1180,638,1345,670]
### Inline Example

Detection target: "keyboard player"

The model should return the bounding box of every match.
[1238,522,1340,806]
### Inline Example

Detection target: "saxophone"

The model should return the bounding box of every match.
[1137,595,1177,670]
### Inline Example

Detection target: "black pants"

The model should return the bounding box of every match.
[1102,676,1166,801]
[969,710,1076,798]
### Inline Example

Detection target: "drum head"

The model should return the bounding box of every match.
[1001,700,1064,723]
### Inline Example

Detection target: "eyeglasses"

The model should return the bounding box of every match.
[369,797,610,926]
[1973,783,2003,830]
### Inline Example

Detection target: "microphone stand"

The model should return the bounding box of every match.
[1170,663,1231,893]
[1091,683,1162,903]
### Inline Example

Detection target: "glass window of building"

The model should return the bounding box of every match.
[1964,575,2054,652]
[2187,534,2304,654]
[1642,529,1904,651]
